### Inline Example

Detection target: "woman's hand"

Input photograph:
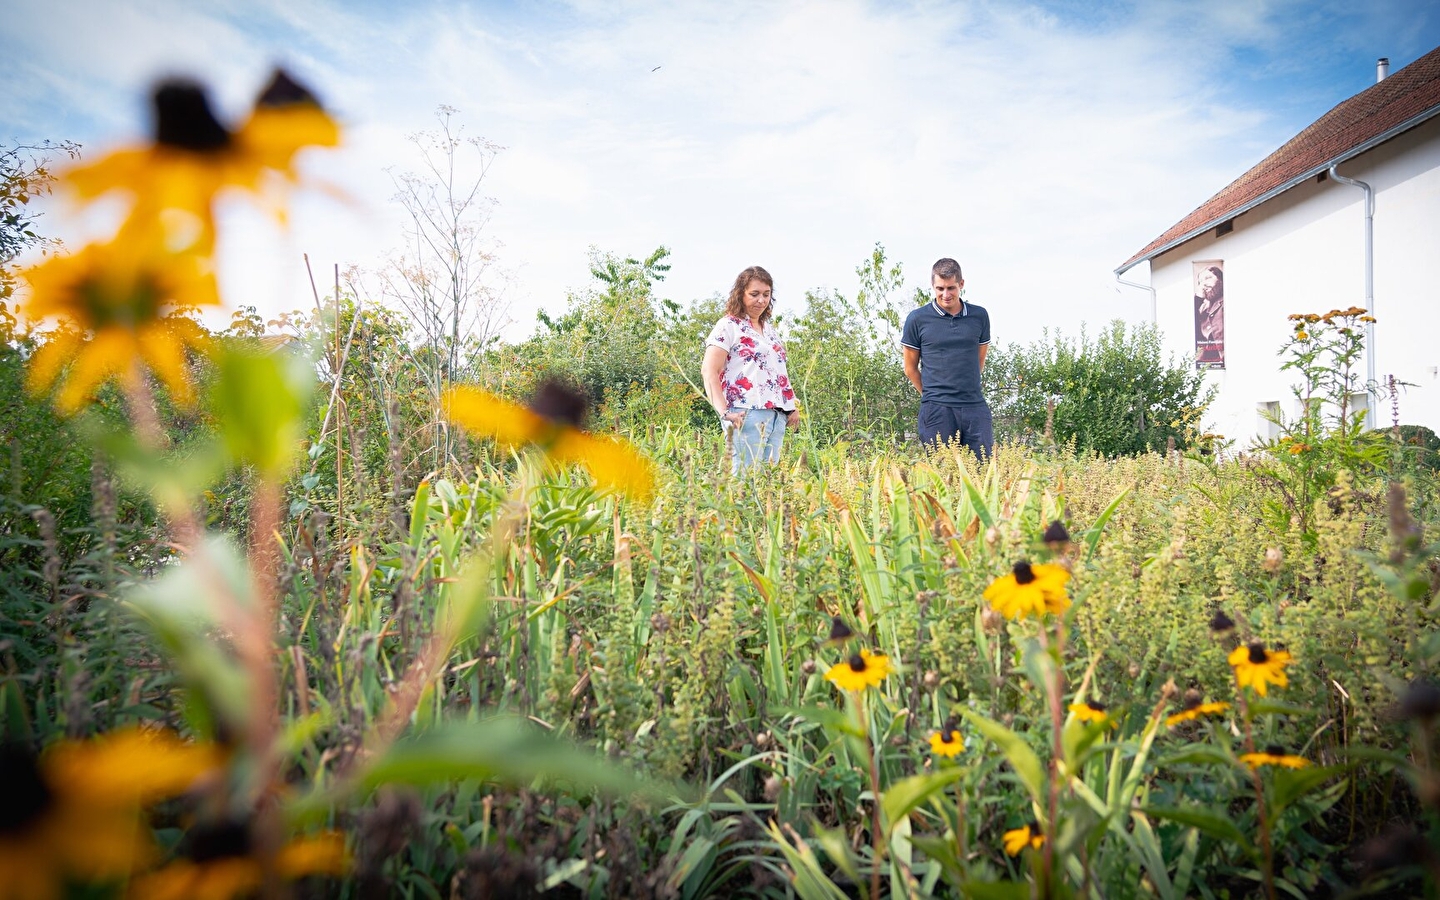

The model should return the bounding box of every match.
[785,410,800,428]
[722,410,746,428]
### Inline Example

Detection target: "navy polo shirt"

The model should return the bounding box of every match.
[900,300,990,406]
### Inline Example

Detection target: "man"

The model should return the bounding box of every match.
[900,258,993,459]
[1193,264,1224,369]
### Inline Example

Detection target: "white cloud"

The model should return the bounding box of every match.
[2,0,1376,348]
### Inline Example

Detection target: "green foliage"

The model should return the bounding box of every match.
[985,319,1215,455]
[0,140,80,306]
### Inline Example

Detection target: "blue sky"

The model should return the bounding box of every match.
[3,0,1438,346]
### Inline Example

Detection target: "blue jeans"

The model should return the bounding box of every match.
[725,407,787,474]
[919,400,994,461]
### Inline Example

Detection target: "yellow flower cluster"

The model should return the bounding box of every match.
[19,70,339,413]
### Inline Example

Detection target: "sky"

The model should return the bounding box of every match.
[4,0,1439,348]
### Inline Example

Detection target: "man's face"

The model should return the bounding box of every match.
[1196,269,1219,301]
[932,275,964,310]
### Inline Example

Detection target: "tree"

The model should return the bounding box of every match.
[1,140,80,316]
[374,107,510,467]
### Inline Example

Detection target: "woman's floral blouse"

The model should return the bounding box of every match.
[705,315,795,411]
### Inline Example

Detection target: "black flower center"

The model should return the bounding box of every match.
[183,819,254,862]
[256,68,320,108]
[153,81,231,152]
[1209,610,1235,632]
[1248,643,1269,664]
[1042,521,1071,543]
[1264,744,1287,757]
[1012,561,1036,585]
[1085,700,1107,712]
[848,654,867,673]
[0,745,53,835]
[527,380,589,430]
[827,616,855,643]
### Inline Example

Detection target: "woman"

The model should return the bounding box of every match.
[702,266,799,473]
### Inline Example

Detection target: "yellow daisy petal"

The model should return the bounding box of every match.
[444,385,547,447]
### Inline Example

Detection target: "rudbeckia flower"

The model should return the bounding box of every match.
[1002,823,1044,856]
[444,380,656,500]
[62,70,340,251]
[824,615,856,647]
[823,649,892,692]
[1165,692,1230,727]
[128,820,349,900]
[929,720,964,758]
[983,561,1070,620]
[1068,699,1114,727]
[0,728,222,898]
[21,231,216,412]
[1228,642,1293,696]
[1239,745,1310,770]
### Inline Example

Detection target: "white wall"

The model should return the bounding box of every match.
[1148,113,1440,445]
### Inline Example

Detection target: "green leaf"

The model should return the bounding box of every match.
[1141,805,1253,854]
[1083,486,1131,554]
[962,881,1032,900]
[1157,745,1234,768]
[957,708,1046,805]
[773,704,865,737]
[210,344,315,478]
[881,767,968,834]
[1246,700,1313,718]
[350,716,672,801]
[1271,765,1347,817]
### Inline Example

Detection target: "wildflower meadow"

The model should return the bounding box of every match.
[4,71,1440,900]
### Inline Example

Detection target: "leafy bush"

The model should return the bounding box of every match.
[986,319,1214,455]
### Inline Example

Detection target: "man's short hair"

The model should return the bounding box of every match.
[932,258,963,282]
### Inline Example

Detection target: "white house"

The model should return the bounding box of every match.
[1116,47,1440,444]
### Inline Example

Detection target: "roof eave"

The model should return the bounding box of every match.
[1114,101,1440,276]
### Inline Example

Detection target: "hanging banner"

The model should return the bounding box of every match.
[1193,260,1224,369]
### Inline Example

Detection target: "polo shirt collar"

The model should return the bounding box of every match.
[930,300,968,317]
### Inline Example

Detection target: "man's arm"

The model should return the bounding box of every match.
[902,346,922,394]
[978,343,989,374]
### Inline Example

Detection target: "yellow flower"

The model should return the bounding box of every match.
[1296,331,1309,341]
[1239,745,1311,770]
[929,722,964,757]
[0,728,223,898]
[824,649,892,692]
[1228,642,1293,696]
[444,381,656,500]
[128,826,349,900]
[20,233,216,412]
[983,561,1071,620]
[1068,699,1114,727]
[1165,699,1230,727]
[63,71,340,252]
[1003,823,1044,856]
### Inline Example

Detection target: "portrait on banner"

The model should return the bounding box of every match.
[1193,260,1224,369]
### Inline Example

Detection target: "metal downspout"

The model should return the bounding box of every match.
[1116,267,1157,324]
[1327,164,1376,429]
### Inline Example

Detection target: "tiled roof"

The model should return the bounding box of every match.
[1118,46,1440,274]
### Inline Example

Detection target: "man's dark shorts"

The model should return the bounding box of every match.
[919,401,994,461]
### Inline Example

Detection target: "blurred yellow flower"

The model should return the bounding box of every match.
[1068,700,1114,727]
[824,649,892,691]
[0,728,222,899]
[1003,823,1044,856]
[928,727,964,758]
[445,381,656,500]
[1165,699,1230,727]
[983,561,1071,620]
[21,233,215,412]
[62,71,339,252]
[1228,642,1293,696]
[1239,745,1310,770]
[129,826,349,900]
